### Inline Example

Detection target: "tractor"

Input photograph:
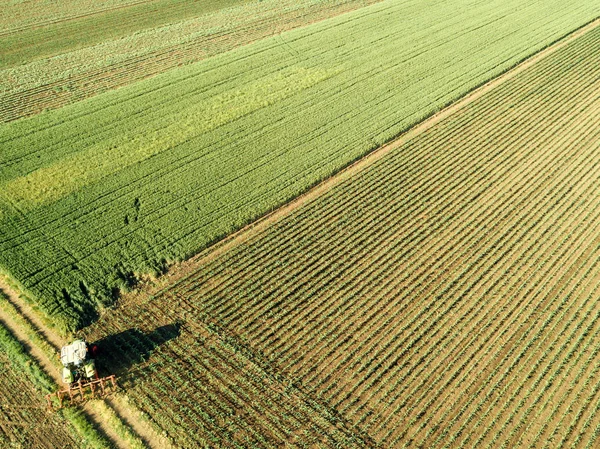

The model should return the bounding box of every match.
[60,339,99,385]
[45,339,117,409]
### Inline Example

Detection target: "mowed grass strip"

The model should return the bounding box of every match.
[0,0,247,68]
[0,0,381,122]
[1,0,600,331]
[81,24,600,446]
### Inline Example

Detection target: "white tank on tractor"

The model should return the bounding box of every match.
[60,339,98,384]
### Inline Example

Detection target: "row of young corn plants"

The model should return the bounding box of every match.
[340,98,600,444]
[364,142,600,446]
[84,297,373,447]
[380,73,600,444]
[426,148,600,448]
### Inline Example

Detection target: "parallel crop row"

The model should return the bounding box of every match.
[2,0,599,331]
[85,24,600,446]
[0,0,380,122]
[88,305,373,448]
[0,0,246,68]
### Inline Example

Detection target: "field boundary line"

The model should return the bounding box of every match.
[129,16,600,300]
[0,277,173,449]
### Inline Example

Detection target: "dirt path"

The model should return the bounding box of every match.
[0,278,173,449]
[124,17,600,301]
[0,294,127,448]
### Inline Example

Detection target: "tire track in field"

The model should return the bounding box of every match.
[0,278,173,449]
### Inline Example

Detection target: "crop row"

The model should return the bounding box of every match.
[0,0,153,35]
[0,0,380,122]
[3,0,599,331]
[0,0,246,68]
[81,22,600,446]
[88,306,373,448]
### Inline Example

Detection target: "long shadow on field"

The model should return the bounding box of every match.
[91,323,181,385]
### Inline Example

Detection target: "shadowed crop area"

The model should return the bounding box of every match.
[83,24,600,447]
[1,0,599,332]
[0,314,103,448]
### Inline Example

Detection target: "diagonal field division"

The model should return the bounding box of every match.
[1,0,600,331]
[84,22,600,447]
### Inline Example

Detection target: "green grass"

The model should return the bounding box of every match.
[1,0,599,331]
[4,66,338,207]
[0,0,247,69]
[83,24,600,446]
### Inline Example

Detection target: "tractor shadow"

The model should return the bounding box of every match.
[91,323,181,386]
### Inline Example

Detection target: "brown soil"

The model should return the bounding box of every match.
[0,278,173,449]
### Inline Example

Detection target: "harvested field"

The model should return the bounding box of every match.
[2,0,599,331]
[82,21,600,447]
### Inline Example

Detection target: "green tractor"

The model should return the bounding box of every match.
[45,338,116,409]
[60,339,98,385]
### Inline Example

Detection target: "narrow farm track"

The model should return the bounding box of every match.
[75,18,600,448]
[0,280,172,449]
[0,325,84,448]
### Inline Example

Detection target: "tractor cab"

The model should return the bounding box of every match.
[60,339,98,385]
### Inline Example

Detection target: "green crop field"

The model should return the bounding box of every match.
[0,0,247,69]
[3,0,600,446]
[84,24,600,447]
[0,0,379,121]
[2,0,599,332]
